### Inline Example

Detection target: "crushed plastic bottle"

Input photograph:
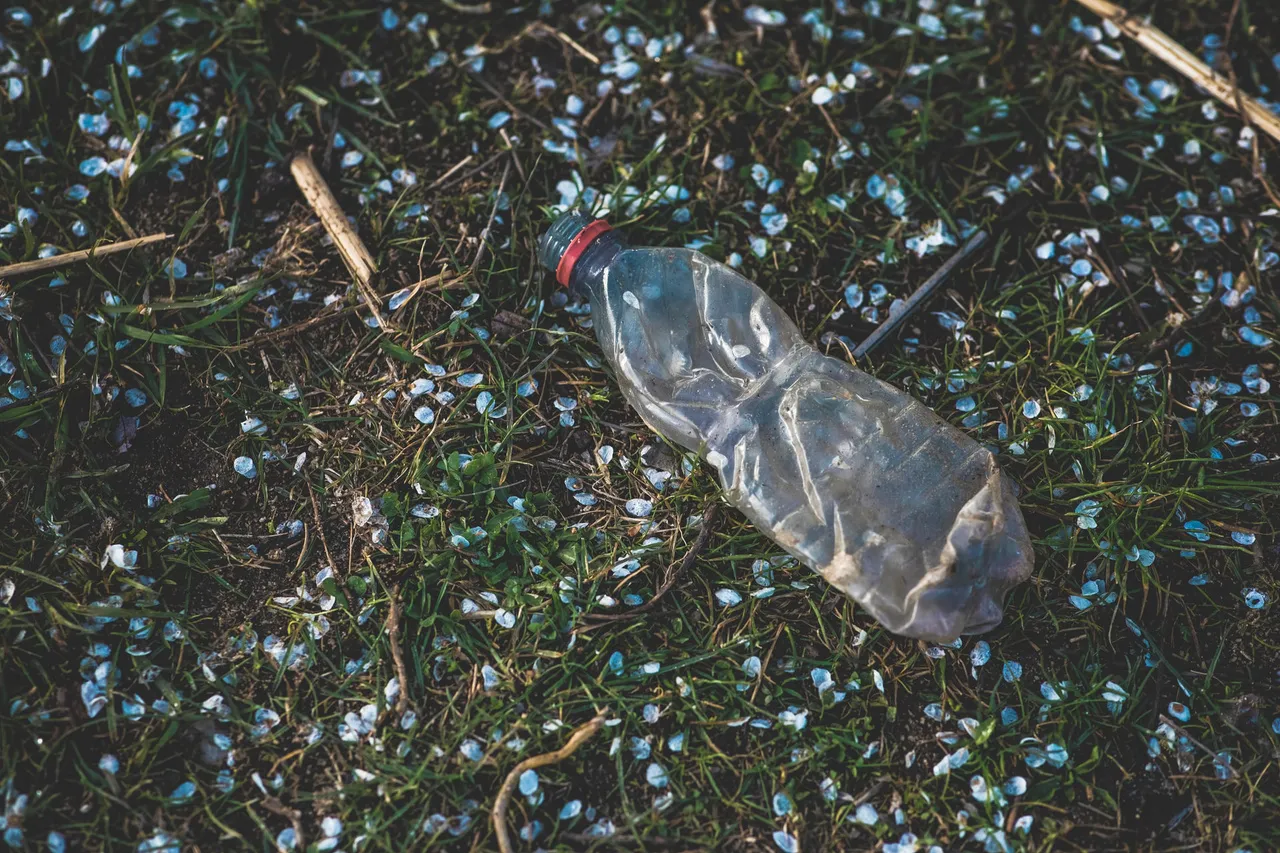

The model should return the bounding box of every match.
[539,213,1033,641]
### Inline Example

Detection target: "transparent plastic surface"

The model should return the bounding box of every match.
[540,215,1034,641]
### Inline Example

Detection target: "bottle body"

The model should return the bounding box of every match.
[541,215,1033,641]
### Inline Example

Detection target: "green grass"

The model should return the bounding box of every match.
[2,1,1278,851]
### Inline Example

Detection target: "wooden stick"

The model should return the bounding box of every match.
[0,233,171,280]
[852,229,989,360]
[1073,0,1280,144]
[289,151,388,329]
[492,715,606,853]
[852,191,1039,359]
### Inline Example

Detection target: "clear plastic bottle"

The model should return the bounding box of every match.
[539,213,1033,641]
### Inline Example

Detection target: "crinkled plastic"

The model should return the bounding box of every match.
[539,213,1033,641]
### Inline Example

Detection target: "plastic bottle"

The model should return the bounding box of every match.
[538,213,1033,641]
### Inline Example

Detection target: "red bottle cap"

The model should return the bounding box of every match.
[555,218,612,287]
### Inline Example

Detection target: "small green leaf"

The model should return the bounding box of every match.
[379,339,419,364]
[972,717,996,746]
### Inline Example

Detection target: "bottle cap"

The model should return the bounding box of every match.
[538,213,611,288]
[555,219,611,287]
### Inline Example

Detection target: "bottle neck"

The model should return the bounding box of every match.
[568,231,624,300]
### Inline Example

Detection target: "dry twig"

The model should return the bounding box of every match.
[472,161,511,274]
[427,154,475,190]
[227,304,359,351]
[386,585,410,715]
[442,0,491,12]
[1073,0,1280,143]
[492,715,606,853]
[469,73,550,132]
[0,233,171,280]
[527,21,600,64]
[260,796,305,849]
[585,504,720,624]
[385,270,460,314]
[306,478,339,575]
[289,151,388,329]
[1158,714,1240,779]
